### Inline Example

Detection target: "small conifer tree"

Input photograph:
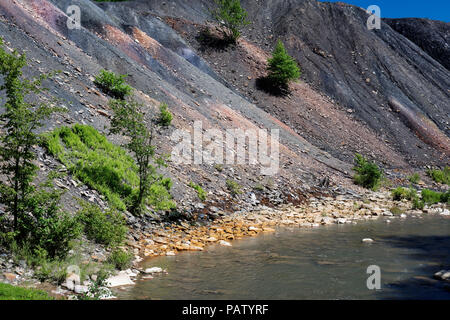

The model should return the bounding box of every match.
[267,40,301,89]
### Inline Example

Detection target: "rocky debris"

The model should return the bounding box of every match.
[433,270,450,282]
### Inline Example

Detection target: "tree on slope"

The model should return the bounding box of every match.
[210,0,250,42]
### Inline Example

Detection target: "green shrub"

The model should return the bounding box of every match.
[267,40,301,89]
[77,201,128,248]
[189,182,207,201]
[412,197,425,210]
[426,167,450,185]
[107,248,133,271]
[0,283,53,300]
[421,189,443,204]
[408,173,420,184]
[158,103,173,127]
[210,0,250,42]
[226,179,242,196]
[94,69,132,100]
[14,185,82,260]
[214,164,224,172]
[391,187,416,201]
[352,153,383,190]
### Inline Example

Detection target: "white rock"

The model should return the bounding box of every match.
[218,240,232,247]
[166,251,176,256]
[400,214,407,218]
[63,273,80,291]
[74,285,89,294]
[144,267,163,274]
[106,273,135,287]
[440,209,450,216]
[337,218,347,224]
[362,238,374,243]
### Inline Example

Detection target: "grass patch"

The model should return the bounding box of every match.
[226,179,242,196]
[107,248,133,271]
[43,124,175,212]
[0,283,53,300]
[188,182,207,201]
[408,173,420,184]
[426,167,450,185]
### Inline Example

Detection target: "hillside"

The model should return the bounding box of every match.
[0,0,449,298]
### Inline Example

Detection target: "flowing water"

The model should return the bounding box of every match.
[115,215,450,300]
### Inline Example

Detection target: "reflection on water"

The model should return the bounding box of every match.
[115,215,450,300]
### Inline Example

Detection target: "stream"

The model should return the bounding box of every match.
[115,214,450,300]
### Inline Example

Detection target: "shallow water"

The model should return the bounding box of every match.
[116,215,450,300]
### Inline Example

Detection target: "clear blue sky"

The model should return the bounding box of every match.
[320,0,450,22]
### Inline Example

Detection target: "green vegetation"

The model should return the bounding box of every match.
[226,179,242,196]
[391,187,416,201]
[107,248,133,271]
[0,38,81,261]
[94,69,132,100]
[210,0,250,42]
[157,103,173,127]
[0,283,53,300]
[407,173,420,184]
[110,98,175,215]
[426,167,450,185]
[44,124,139,211]
[189,182,207,201]
[77,201,128,248]
[352,153,383,190]
[214,164,224,172]
[421,189,449,205]
[389,206,404,216]
[266,40,301,89]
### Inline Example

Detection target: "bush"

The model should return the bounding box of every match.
[391,187,416,201]
[158,103,173,127]
[426,167,450,185]
[353,154,383,190]
[421,189,448,204]
[266,40,300,89]
[412,197,425,210]
[15,185,82,259]
[94,69,132,100]
[226,179,242,196]
[77,201,128,248]
[107,248,133,271]
[189,182,207,201]
[408,173,420,184]
[210,0,250,42]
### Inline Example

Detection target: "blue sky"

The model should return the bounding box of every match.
[320,0,450,22]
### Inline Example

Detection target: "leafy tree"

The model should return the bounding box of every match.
[267,40,301,89]
[210,0,250,42]
[353,153,383,190]
[109,98,174,215]
[0,38,62,233]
